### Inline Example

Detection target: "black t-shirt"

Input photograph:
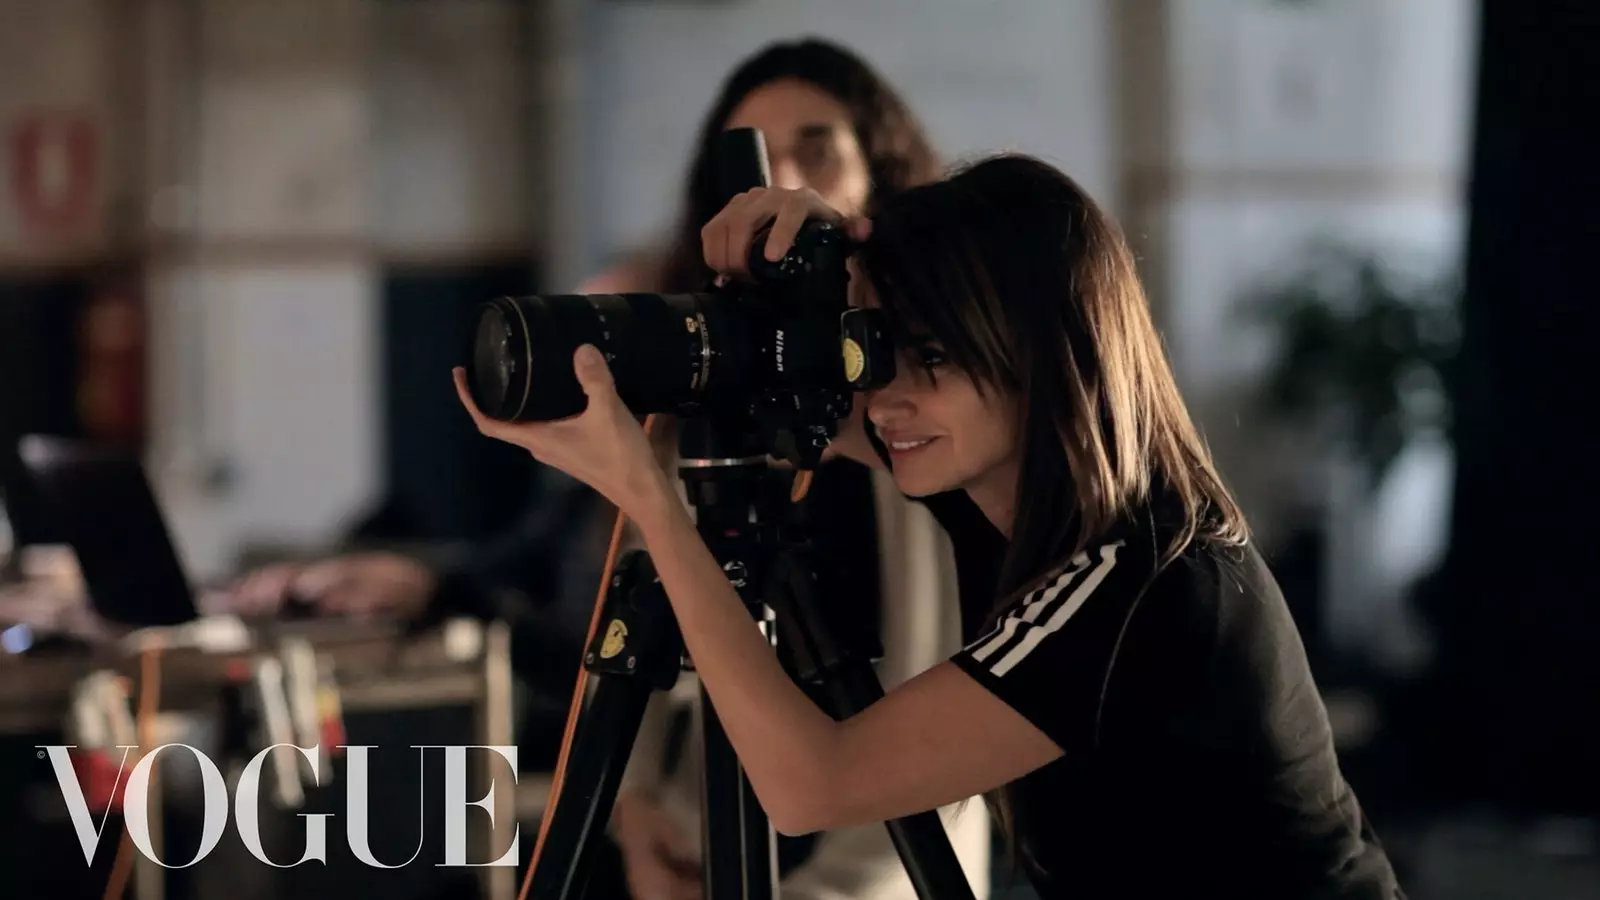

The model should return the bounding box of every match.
[932,506,1404,899]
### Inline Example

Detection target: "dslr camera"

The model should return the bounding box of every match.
[465,217,897,469]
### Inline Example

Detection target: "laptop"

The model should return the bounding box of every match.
[13,435,199,628]
[10,435,409,647]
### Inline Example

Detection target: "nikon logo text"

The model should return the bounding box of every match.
[38,744,519,869]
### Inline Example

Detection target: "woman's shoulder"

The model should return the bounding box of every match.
[1142,535,1322,698]
[1007,523,1277,674]
[1143,534,1273,621]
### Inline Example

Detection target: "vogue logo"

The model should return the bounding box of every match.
[37,744,520,869]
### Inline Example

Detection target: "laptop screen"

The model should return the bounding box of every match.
[14,435,198,627]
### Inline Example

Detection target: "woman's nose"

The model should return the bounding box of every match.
[769,156,806,191]
[864,386,911,429]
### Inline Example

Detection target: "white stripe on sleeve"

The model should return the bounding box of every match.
[966,552,1090,662]
[987,541,1123,677]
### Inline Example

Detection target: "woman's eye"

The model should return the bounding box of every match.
[917,347,948,369]
[795,138,838,173]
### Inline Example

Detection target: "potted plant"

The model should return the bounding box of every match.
[1243,240,1461,494]
[1239,239,1461,681]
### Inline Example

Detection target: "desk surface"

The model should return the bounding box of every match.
[0,609,500,734]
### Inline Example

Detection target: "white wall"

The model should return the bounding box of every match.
[371,0,531,258]
[142,0,381,578]
[1143,0,1477,663]
[152,0,535,579]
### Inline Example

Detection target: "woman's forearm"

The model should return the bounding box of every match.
[628,472,843,832]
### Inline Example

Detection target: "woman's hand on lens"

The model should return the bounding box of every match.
[452,347,670,520]
[701,186,871,280]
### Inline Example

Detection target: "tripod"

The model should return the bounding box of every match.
[525,414,978,900]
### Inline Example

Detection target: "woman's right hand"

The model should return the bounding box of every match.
[700,186,871,280]
[613,790,701,900]
[702,188,878,469]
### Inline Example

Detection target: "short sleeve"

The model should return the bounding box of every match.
[949,538,1156,751]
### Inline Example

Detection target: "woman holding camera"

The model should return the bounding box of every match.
[454,154,1406,897]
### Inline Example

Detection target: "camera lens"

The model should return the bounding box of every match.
[470,303,521,417]
[467,293,728,422]
[462,220,893,462]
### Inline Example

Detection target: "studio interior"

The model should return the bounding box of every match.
[1,1,1595,899]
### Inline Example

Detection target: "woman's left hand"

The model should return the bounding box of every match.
[452,346,670,518]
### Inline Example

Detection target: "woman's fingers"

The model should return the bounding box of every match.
[702,189,762,275]
[453,366,539,450]
[846,216,873,243]
[572,345,621,410]
[764,192,811,262]
[229,563,301,615]
[700,202,725,273]
[452,368,500,434]
[702,187,849,279]
[726,189,775,277]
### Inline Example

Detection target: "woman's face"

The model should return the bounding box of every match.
[724,78,871,215]
[854,277,1023,529]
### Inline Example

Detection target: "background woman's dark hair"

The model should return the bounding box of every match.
[656,37,941,292]
[855,154,1251,866]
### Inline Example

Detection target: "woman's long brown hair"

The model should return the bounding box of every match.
[855,153,1250,868]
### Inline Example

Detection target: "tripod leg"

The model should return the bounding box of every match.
[828,668,977,900]
[740,766,777,900]
[530,550,685,900]
[700,688,778,900]
[531,678,654,900]
[765,549,979,900]
[701,692,744,900]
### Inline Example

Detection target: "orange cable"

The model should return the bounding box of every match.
[516,414,659,900]
[102,643,162,900]
[790,468,814,503]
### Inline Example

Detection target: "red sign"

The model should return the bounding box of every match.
[7,110,98,235]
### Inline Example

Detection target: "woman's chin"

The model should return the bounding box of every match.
[891,468,960,499]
